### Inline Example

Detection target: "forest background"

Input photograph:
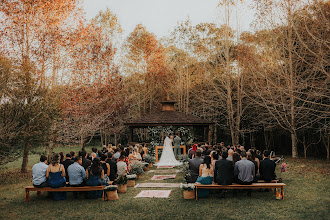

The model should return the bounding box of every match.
[0,0,329,173]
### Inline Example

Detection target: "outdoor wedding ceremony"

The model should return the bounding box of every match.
[0,0,329,219]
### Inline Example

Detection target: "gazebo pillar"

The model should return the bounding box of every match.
[129,127,134,143]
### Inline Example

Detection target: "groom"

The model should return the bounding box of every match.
[173,133,182,159]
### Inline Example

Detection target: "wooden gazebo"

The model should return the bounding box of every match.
[125,99,213,144]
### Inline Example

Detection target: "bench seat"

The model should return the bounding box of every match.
[24,185,106,202]
[194,183,286,200]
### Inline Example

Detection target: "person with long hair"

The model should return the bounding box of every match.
[46,153,66,200]
[86,158,105,199]
[196,156,214,198]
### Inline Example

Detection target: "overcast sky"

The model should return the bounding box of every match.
[83,0,256,39]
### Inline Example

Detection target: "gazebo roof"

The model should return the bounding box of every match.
[125,99,213,127]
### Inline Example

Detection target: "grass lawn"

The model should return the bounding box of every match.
[0,146,329,220]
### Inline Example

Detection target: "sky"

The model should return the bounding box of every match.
[83,0,257,40]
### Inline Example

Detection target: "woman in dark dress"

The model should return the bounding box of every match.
[86,158,105,199]
[100,155,110,184]
[46,153,66,200]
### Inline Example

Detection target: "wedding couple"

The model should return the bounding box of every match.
[155,134,182,166]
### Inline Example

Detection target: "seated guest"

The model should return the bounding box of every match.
[100,155,110,184]
[249,149,260,173]
[227,149,234,161]
[61,153,74,182]
[259,150,276,182]
[234,151,255,185]
[91,152,97,161]
[232,152,241,165]
[113,148,121,161]
[68,156,86,186]
[101,146,108,155]
[106,152,117,181]
[247,152,259,182]
[214,151,234,198]
[79,150,91,170]
[68,156,87,198]
[196,156,214,198]
[210,151,218,169]
[32,155,49,188]
[255,149,263,161]
[214,151,234,185]
[187,149,203,183]
[91,147,99,158]
[46,154,66,200]
[86,158,105,199]
[70,151,75,160]
[117,154,128,177]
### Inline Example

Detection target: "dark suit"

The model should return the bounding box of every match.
[61,159,74,182]
[82,157,91,170]
[188,157,203,183]
[259,158,276,182]
[214,158,234,185]
[106,158,117,181]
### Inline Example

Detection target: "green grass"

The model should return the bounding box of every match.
[0,147,329,220]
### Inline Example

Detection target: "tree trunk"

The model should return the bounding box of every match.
[291,132,298,158]
[21,141,30,173]
[48,140,54,156]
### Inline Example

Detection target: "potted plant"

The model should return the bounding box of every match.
[127,174,137,187]
[116,175,127,193]
[180,183,195,199]
[181,162,192,183]
[144,155,156,168]
[129,161,145,180]
[104,185,119,200]
[143,162,150,171]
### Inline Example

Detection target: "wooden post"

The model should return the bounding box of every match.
[207,125,211,144]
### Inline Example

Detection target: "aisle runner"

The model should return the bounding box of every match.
[157,165,174,169]
[135,183,180,188]
[151,175,176,180]
[149,169,180,173]
[135,190,171,198]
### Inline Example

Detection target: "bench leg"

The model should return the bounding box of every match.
[102,190,105,201]
[195,188,198,200]
[281,187,284,200]
[25,190,30,202]
[37,191,41,197]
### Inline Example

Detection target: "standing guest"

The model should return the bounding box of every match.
[142,144,148,158]
[196,156,214,198]
[259,150,276,182]
[61,153,74,182]
[188,149,203,183]
[46,154,66,200]
[67,156,87,198]
[100,155,110,184]
[117,154,128,177]
[227,149,234,161]
[86,158,105,199]
[106,152,117,181]
[70,151,76,160]
[32,155,49,188]
[234,151,255,185]
[113,148,121,161]
[214,151,234,198]
[79,150,91,170]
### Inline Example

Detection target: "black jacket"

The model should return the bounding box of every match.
[82,157,91,170]
[259,158,276,182]
[61,159,74,182]
[214,158,234,185]
[106,158,117,181]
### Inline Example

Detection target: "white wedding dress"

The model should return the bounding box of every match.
[155,136,182,166]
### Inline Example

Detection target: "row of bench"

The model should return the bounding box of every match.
[194,181,286,200]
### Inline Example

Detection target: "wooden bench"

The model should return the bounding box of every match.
[24,185,106,202]
[194,182,286,200]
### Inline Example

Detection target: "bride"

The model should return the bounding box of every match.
[156,134,182,166]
